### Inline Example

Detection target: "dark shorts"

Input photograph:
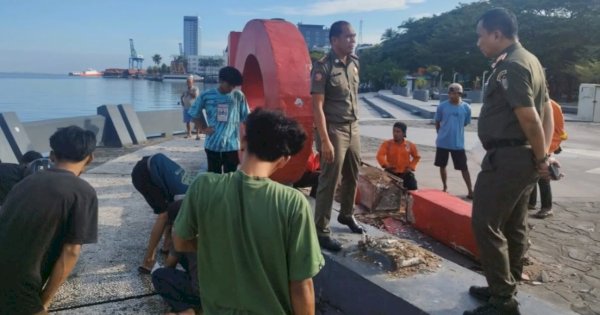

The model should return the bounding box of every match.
[205,149,240,174]
[434,148,468,171]
[182,108,193,123]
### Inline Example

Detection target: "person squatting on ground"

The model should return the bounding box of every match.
[151,200,201,315]
[0,126,98,314]
[188,66,250,174]
[376,122,421,191]
[131,153,189,274]
[0,150,43,205]
[434,83,474,199]
[527,99,567,219]
[173,108,324,315]
[311,20,364,252]
[466,7,555,315]
[181,75,201,140]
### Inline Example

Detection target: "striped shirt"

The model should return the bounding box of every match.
[188,88,250,152]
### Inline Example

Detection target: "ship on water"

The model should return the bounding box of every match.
[68,68,103,77]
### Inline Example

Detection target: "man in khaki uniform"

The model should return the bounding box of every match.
[466,8,554,315]
[311,20,364,252]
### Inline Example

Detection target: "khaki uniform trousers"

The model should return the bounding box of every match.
[314,121,361,236]
[472,146,538,300]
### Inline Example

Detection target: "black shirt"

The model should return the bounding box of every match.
[0,163,25,205]
[0,169,98,314]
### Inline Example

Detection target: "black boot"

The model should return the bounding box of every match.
[463,298,521,315]
[318,235,343,252]
[337,216,365,234]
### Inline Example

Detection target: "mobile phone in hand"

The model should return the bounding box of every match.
[549,163,562,180]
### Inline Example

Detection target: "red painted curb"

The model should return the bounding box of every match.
[410,189,479,259]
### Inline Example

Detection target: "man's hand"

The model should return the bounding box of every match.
[203,127,215,135]
[321,141,335,164]
[537,161,551,180]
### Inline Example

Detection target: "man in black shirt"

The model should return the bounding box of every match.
[0,150,43,205]
[0,126,98,314]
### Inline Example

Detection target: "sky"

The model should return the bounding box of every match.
[0,0,477,74]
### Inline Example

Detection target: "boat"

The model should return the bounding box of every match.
[102,68,128,78]
[161,74,203,82]
[69,68,103,77]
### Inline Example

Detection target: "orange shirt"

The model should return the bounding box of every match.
[549,100,567,153]
[376,139,421,173]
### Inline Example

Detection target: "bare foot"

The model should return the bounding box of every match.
[443,185,448,192]
[139,258,155,273]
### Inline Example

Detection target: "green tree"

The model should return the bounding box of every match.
[362,0,600,98]
[426,65,442,89]
[152,54,162,67]
[380,28,398,42]
[309,50,326,62]
[571,59,600,84]
[160,63,169,74]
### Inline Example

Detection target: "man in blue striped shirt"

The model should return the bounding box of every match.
[189,66,250,173]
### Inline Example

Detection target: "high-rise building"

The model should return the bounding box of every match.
[183,16,199,56]
[297,23,329,50]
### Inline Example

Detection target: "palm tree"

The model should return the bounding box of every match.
[381,28,398,42]
[152,54,162,68]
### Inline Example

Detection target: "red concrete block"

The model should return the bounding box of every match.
[409,189,479,259]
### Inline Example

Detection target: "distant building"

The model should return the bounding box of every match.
[187,55,225,80]
[297,23,329,50]
[184,16,199,56]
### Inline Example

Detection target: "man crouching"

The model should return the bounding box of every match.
[0,126,98,314]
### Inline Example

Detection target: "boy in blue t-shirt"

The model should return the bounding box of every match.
[434,83,474,199]
[188,66,250,173]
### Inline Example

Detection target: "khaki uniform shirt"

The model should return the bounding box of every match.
[310,51,360,123]
[478,43,549,144]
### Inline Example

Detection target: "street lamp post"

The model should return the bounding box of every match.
[453,72,459,83]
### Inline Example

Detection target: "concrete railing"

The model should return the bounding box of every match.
[0,105,184,163]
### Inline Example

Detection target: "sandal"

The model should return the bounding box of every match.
[137,265,152,274]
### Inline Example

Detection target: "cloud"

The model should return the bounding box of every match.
[262,0,425,16]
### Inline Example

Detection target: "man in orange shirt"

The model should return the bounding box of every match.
[376,122,421,190]
[528,99,567,218]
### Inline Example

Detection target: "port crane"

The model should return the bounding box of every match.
[128,38,144,70]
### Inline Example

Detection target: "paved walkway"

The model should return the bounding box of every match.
[47,99,600,314]
[51,138,206,314]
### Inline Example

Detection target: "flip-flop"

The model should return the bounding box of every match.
[137,265,152,274]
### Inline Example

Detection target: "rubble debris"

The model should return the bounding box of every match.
[355,235,441,278]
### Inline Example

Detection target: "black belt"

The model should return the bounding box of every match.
[482,139,528,150]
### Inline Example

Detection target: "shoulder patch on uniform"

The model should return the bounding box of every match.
[496,69,509,90]
[314,72,323,82]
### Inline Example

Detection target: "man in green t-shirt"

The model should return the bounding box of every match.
[174,108,325,315]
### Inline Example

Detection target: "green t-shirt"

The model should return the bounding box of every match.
[174,170,324,315]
